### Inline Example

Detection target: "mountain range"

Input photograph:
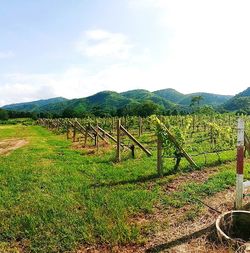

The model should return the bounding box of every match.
[2,87,250,116]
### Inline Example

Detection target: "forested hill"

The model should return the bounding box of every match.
[3,97,68,112]
[1,87,246,117]
[154,89,232,106]
[223,87,250,113]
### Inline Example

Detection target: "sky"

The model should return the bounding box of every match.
[1,0,250,106]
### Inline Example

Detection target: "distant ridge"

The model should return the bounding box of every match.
[153,88,185,103]
[2,97,68,112]
[223,87,250,112]
[2,87,246,116]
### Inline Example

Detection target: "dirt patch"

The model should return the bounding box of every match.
[163,167,220,193]
[71,139,114,155]
[0,138,29,155]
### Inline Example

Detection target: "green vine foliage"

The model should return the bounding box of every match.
[150,115,236,158]
[150,115,186,157]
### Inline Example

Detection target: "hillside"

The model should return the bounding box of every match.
[62,91,133,116]
[1,87,243,116]
[153,88,185,103]
[121,89,174,108]
[2,97,68,112]
[223,87,250,112]
[154,89,232,106]
[178,92,232,106]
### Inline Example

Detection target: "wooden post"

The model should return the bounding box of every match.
[140,117,143,135]
[157,134,163,177]
[74,120,95,140]
[244,132,250,156]
[96,123,99,152]
[89,124,109,143]
[236,118,244,209]
[139,117,142,137]
[84,126,88,147]
[72,122,76,142]
[116,119,121,162]
[210,126,214,148]
[156,117,198,168]
[120,124,152,156]
[192,115,195,132]
[66,124,70,139]
[130,144,135,158]
[56,119,60,132]
[112,117,115,134]
[97,125,128,149]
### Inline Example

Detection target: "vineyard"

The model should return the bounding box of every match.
[0,114,249,252]
[38,114,250,174]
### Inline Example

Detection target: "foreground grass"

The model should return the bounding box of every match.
[0,125,245,252]
[0,125,160,252]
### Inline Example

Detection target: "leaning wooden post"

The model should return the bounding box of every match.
[156,117,198,169]
[236,118,244,209]
[96,123,99,152]
[138,117,142,137]
[192,115,195,132]
[72,121,77,142]
[112,117,115,134]
[116,119,121,162]
[66,123,70,139]
[157,134,163,177]
[84,124,89,147]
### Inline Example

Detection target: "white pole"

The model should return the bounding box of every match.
[236,118,244,209]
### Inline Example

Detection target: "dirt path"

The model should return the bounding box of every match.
[0,138,29,155]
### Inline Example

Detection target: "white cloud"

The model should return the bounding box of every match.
[76,29,134,60]
[0,51,15,59]
[127,0,250,95]
[0,83,55,106]
[0,64,151,106]
[0,73,56,106]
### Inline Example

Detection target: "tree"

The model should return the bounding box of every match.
[62,108,76,118]
[118,102,140,116]
[138,100,161,117]
[190,96,204,107]
[197,105,215,115]
[0,109,9,120]
[190,96,204,113]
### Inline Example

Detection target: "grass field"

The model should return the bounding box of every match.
[0,124,249,252]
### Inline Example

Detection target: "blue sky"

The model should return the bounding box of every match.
[0,0,250,105]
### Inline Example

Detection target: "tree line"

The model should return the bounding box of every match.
[1,95,248,120]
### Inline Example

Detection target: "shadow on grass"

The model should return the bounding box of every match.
[145,224,215,252]
[90,170,176,188]
[91,159,235,189]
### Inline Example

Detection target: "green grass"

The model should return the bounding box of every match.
[0,118,34,126]
[0,124,245,252]
[161,167,236,208]
[0,125,159,252]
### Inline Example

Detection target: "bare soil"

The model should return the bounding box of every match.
[163,167,220,193]
[0,138,28,155]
